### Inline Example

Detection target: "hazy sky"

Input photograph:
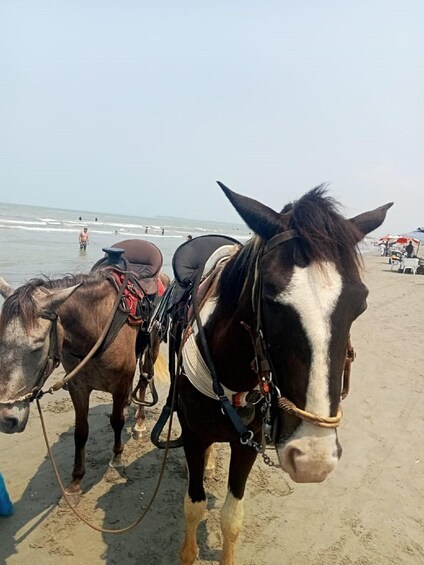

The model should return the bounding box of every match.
[1,1,423,235]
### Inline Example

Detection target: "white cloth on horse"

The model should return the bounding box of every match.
[202,244,239,280]
[182,330,258,407]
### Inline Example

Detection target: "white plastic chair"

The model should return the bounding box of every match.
[391,259,401,272]
[401,258,419,274]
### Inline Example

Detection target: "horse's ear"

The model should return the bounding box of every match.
[0,276,14,299]
[33,284,81,313]
[348,202,394,240]
[217,181,283,240]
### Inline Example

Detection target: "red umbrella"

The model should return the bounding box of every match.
[379,234,399,242]
[379,235,420,245]
[396,236,420,245]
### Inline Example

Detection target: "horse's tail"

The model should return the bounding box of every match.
[153,350,169,383]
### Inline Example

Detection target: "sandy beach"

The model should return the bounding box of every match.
[1,252,423,565]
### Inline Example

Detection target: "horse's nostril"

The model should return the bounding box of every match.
[288,446,304,471]
[3,416,19,432]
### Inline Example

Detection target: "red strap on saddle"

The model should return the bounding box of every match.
[157,277,166,297]
[111,270,145,325]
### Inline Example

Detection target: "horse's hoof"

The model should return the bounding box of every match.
[59,490,81,508]
[180,544,198,565]
[109,457,124,468]
[132,424,147,440]
[104,464,126,483]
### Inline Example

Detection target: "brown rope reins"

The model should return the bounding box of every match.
[45,270,132,396]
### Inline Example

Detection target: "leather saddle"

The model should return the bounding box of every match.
[93,239,164,298]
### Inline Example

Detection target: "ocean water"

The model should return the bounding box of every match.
[0,201,376,296]
[0,201,250,290]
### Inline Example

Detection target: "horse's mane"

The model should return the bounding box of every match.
[217,186,363,311]
[0,272,108,335]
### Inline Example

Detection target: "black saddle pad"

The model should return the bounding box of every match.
[172,234,240,288]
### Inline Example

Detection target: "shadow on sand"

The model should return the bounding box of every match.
[0,401,222,565]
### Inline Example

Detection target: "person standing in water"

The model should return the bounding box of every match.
[79,227,89,250]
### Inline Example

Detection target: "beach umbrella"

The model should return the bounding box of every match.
[378,234,399,241]
[406,232,424,254]
[378,234,421,255]
[379,235,420,245]
[397,236,420,245]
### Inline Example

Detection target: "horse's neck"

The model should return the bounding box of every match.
[205,271,258,391]
[57,281,113,352]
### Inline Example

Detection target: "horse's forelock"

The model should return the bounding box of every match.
[286,186,363,271]
[0,281,43,335]
[216,188,363,310]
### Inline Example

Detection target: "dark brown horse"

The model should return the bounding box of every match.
[0,240,166,505]
[172,184,392,564]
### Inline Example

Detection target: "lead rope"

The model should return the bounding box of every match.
[45,268,131,395]
[35,360,178,534]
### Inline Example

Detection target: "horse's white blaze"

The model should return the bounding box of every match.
[276,261,342,482]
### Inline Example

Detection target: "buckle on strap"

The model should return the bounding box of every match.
[240,430,254,445]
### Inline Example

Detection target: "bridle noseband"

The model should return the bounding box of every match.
[251,229,354,429]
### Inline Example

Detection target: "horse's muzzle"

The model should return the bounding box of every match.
[0,406,29,434]
[277,428,341,483]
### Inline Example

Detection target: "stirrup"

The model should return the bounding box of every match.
[150,405,183,449]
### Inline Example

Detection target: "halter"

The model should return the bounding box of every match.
[0,311,61,405]
[251,229,354,429]
[0,272,132,406]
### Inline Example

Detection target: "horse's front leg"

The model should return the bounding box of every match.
[66,383,91,506]
[220,441,258,565]
[180,437,210,565]
[108,389,129,473]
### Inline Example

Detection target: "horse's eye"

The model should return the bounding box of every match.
[30,343,45,354]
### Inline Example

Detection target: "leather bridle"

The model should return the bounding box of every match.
[0,311,61,405]
[0,271,131,406]
[251,229,355,429]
